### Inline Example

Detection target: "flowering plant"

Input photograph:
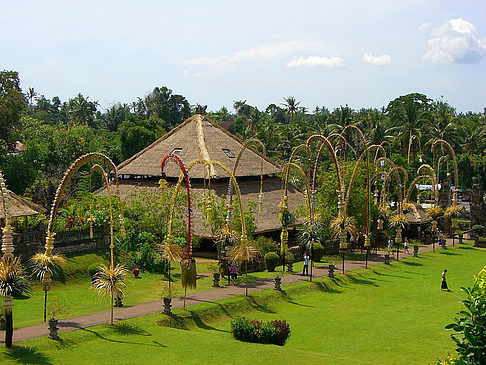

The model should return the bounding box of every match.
[47,298,69,320]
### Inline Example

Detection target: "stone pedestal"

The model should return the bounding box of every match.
[48,319,59,340]
[212,272,220,287]
[274,276,282,291]
[328,264,335,278]
[163,297,172,315]
[384,254,390,265]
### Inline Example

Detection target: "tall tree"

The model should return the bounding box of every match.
[281,96,301,123]
[0,71,26,151]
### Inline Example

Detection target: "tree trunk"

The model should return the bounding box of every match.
[245,261,248,296]
[44,291,47,322]
[5,311,12,347]
[110,291,114,325]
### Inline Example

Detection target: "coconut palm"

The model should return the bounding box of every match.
[0,256,30,347]
[229,238,261,296]
[30,252,66,322]
[92,263,128,325]
[281,97,301,123]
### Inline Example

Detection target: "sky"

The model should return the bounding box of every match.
[2,0,486,113]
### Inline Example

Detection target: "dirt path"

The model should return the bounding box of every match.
[3,239,455,344]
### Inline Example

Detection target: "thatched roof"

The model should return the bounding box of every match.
[97,177,305,238]
[117,114,281,179]
[0,190,46,219]
[405,202,432,225]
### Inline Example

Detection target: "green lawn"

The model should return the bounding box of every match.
[14,253,301,328]
[2,242,484,364]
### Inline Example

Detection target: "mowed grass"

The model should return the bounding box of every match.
[14,253,301,328]
[2,242,484,364]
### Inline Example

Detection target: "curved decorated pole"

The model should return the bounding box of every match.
[0,172,15,347]
[163,158,249,301]
[373,140,389,164]
[405,175,436,204]
[46,152,125,258]
[407,134,422,164]
[436,155,448,184]
[375,157,404,205]
[228,138,266,216]
[160,154,193,257]
[344,144,385,261]
[417,164,438,206]
[281,162,312,220]
[90,164,116,269]
[342,124,367,155]
[0,172,13,258]
[307,135,344,214]
[432,139,459,205]
[328,133,357,156]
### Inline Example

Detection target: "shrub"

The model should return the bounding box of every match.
[254,236,278,254]
[444,267,486,364]
[230,317,291,345]
[471,225,484,237]
[313,242,325,262]
[264,252,279,272]
[87,263,102,280]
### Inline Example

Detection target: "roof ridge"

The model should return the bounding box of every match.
[116,115,198,170]
[201,114,282,172]
[196,115,216,177]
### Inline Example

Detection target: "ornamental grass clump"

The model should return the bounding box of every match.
[92,263,128,325]
[230,317,291,346]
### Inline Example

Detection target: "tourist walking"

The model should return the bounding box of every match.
[441,269,449,291]
[230,264,238,284]
[404,237,410,254]
[302,252,309,276]
[388,237,394,253]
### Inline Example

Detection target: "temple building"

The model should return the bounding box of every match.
[99,114,306,251]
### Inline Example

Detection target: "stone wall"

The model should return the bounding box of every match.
[13,226,109,258]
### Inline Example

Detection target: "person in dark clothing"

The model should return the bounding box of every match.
[441,269,449,291]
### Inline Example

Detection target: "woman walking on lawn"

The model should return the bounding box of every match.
[441,269,449,291]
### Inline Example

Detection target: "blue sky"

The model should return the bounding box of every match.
[2,0,485,113]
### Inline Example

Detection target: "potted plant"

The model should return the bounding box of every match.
[46,298,69,340]
[132,268,140,278]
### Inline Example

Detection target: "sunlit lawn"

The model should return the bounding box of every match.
[14,254,304,328]
[3,242,484,364]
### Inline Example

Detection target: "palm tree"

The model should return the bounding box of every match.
[229,237,261,296]
[0,256,30,347]
[425,100,461,151]
[385,93,431,154]
[30,253,65,322]
[281,97,301,123]
[26,87,37,107]
[327,105,355,134]
[92,264,128,325]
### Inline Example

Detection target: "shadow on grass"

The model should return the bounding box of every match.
[345,274,379,287]
[3,345,53,365]
[75,325,165,347]
[369,269,409,279]
[187,311,229,333]
[438,250,459,255]
[279,290,316,307]
[244,295,276,314]
[457,245,475,250]
[401,261,423,267]
[111,323,152,336]
[312,281,343,294]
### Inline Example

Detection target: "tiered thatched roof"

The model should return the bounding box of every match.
[0,190,46,219]
[117,114,281,179]
[102,177,304,238]
[97,114,306,238]
[404,202,432,225]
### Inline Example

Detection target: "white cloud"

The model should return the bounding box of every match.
[423,18,485,64]
[286,56,344,68]
[183,41,319,73]
[362,53,392,66]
